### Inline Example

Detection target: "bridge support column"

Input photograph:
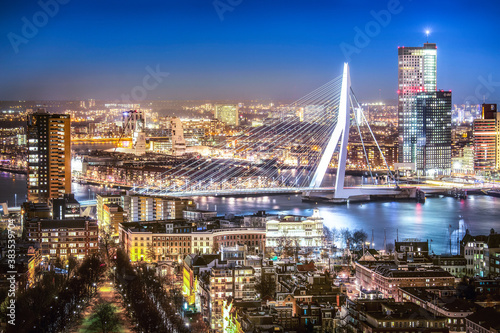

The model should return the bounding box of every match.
[309,63,351,199]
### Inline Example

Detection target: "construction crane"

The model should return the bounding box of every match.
[114,110,138,153]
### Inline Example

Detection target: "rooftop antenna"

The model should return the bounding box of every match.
[449,224,452,255]
[371,229,374,249]
[384,228,387,252]
[425,30,430,43]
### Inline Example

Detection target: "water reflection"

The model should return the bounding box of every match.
[200,193,498,256]
[2,171,499,256]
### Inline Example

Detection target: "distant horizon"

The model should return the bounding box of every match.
[1,97,494,108]
[0,97,400,103]
[1,1,500,103]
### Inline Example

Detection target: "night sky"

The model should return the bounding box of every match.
[1,0,500,104]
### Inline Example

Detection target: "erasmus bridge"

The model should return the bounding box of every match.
[128,63,410,202]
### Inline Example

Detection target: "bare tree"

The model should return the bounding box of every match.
[330,227,339,246]
[352,229,368,250]
[99,227,116,263]
[66,255,78,278]
[340,228,352,249]
[146,243,156,262]
[212,241,220,253]
[277,230,296,258]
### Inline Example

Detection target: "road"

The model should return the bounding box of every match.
[74,280,134,333]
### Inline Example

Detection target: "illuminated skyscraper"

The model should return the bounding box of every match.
[397,43,437,166]
[170,117,186,156]
[414,91,452,172]
[214,104,239,126]
[27,109,71,204]
[473,104,500,171]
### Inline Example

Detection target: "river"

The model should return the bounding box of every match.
[2,171,498,255]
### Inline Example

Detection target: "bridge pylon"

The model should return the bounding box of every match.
[309,63,351,199]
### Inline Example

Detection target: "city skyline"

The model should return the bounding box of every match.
[0,0,499,104]
[2,2,500,332]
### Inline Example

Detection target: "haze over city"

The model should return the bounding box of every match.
[1,0,500,102]
[2,1,500,333]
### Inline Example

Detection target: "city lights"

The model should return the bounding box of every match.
[1,1,500,333]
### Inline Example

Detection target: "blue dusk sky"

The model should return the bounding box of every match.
[0,0,499,104]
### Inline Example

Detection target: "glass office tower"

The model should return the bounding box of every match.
[398,43,437,166]
[415,91,452,172]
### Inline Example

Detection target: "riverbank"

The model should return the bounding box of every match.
[0,166,26,175]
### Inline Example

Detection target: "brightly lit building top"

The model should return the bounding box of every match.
[398,42,438,166]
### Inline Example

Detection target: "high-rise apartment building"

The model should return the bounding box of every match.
[52,193,80,220]
[122,195,195,222]
[473,104,500,171]
[102,203,124,237]
[214,104,239,126]
[171,117,186,156]
[397,43,437,166]
[27,109,71,204]
[96,193,124,223]
[414,91,452,172]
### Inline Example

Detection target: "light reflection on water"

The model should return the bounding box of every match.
[197,193,499,255]
[3,172,499,255]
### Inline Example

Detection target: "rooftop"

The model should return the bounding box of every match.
[120,220,193,233]
[29,218,96,229]
[400,287,476,313]
[372,265,453,278]
[466,306,500,330]
[366,302,445,322]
